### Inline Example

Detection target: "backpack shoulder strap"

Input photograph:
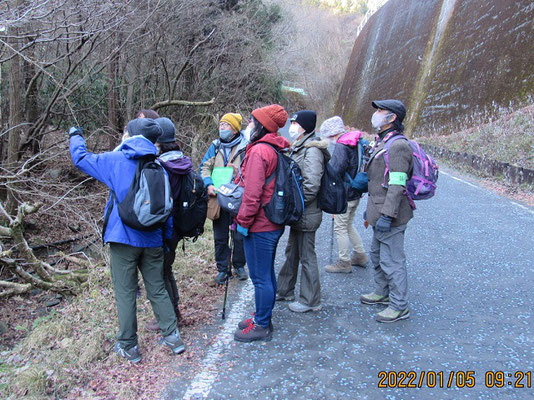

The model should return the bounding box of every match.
[381,134,409,186]
[230,146,246,164]
[253,142,280,185]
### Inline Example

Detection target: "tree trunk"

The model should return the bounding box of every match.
[24,41,40,155]
[6,26,23,214]
[107,54,119,149]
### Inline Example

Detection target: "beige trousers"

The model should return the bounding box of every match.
[334,198,365,262]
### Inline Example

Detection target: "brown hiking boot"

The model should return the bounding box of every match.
[145,318,159,332]
[324,260,352,273]
[351,251,369,267]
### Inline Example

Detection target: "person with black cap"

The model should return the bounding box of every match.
[69,119,185,362]
[144,117,193,332]
[276,110,330,313]
[360,99,414,323]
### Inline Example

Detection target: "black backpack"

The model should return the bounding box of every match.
[173,171,208,241]
[260,143,305,226]
[317,163,348,214]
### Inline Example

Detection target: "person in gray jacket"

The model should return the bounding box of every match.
[276,110,330,313]
[360,99,414,323]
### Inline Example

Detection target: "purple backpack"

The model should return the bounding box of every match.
[383,135,439,204]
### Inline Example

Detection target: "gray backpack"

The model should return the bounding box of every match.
[108,155,173,232]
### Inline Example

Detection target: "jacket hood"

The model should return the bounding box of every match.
[250,132,290,152]
[337,130,363,147]
[118,135,158,159]
[158,150,193,175]
[304,138,329,150]
[306,138,331,161]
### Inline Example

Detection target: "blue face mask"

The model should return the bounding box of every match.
[219,129,234,142]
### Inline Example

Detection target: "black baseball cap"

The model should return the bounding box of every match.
[372,100,406,123]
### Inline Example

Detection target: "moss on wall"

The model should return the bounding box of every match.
[336,0,534,136]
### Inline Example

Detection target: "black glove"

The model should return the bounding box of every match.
[375,215,393,232]
[363,211,367,221]
[69,126,83,138]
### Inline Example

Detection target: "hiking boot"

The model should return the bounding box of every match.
[288,301,322,313]
[351,251,369,267]
[145,318,159,332]
[275,293,295,302]
[324,260,352,273]
[235,267,248,281]
[237,313,274,331]
[214,271,232,285]
[234,322,272,342]
[159,328,185,354]
[360,292,390,305]
[114,343,141,363]
[376,307,410,323]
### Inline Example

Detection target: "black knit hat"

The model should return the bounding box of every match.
[371,100,406,123]
[155,117,176,143]
[126,118,162,144]
[290,110,317,133]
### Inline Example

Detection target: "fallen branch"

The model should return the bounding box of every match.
[150,98,215,111]
[0,202,89,296]
[0,279,32,298]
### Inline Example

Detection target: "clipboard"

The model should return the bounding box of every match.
[211,167,234,189]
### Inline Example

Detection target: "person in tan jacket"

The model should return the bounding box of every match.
[200,113,248,284]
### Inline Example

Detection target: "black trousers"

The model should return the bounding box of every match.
[163,237,180,311]
[213,209,245,273]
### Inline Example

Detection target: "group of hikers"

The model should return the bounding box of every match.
[69,98,434,363]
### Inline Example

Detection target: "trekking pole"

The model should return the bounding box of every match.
[221,228,234,320]
[329,214,334,264]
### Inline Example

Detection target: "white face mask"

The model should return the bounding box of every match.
[371,112,393,131]
[288,124,302,141]
[243,125,252,141]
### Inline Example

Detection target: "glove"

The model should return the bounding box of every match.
[236,224,249,237]
[363,211,367,221]
[69,126,83,138]
[375,215,393,232]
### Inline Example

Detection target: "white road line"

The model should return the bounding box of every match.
[441,170,534,215]
[511,201,534,216]
[181,280,254,400]
[440,170,480,189]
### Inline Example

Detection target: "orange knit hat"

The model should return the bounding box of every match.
[251,104,288,133]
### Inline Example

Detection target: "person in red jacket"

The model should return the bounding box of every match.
[233,104,290,342]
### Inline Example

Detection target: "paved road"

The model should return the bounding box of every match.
[166,167,534,400]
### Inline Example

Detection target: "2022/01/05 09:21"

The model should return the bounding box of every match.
[377,370,533,389]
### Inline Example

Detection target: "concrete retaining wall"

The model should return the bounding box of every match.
[423,144,534,185]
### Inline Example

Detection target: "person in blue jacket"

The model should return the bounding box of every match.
[69,118,185,363]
